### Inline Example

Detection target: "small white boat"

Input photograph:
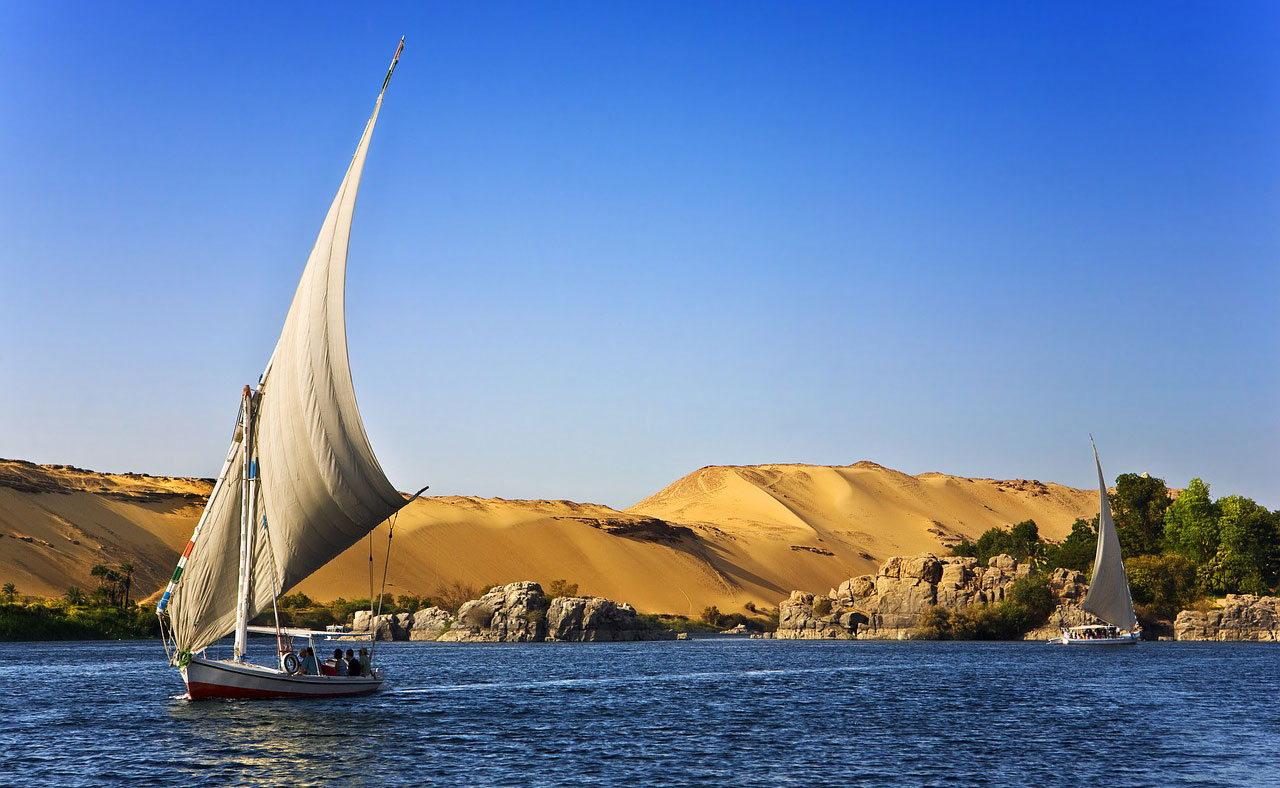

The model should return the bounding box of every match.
[156,39,418,700]
[1049,624,1140,646]
[1050,440,1142,645]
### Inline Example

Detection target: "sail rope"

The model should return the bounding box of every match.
[367,485,426,666]
[259,512,287,655]
[368,510,398,666]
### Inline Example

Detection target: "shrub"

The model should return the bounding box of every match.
[461,603,493,629]
[546,579,579,598]
[812,598,833,617]
[914,578,1053,641]
[436,581,484,615]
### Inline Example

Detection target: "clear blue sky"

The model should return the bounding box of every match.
[2,2,1276,510]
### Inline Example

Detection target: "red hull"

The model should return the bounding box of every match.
[181,655,383,700]
[185,680,381,700]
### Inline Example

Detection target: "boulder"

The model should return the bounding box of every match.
[350,609,409,640]
[351,610,371,633]
[409,606,453,641]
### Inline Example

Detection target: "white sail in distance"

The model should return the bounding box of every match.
[1080,442,1138,630]
[166,43,407,656]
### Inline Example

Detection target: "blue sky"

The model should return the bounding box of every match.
[2,2,1277,510]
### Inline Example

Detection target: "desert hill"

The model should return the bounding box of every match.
[0,458,1100,615]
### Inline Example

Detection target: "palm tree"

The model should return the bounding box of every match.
[1,583,16,604]
[118,563,135,607]
[65,586,86,605]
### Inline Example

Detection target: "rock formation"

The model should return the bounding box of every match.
[1174,595,1280,642]
[362,582,678,643]
[776,553,1084,640]
[438,581,549,642]
[351,610,415,641]
[545,595,674,641]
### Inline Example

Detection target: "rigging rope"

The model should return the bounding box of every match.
[368,510,397,665]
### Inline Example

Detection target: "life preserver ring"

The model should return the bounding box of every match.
[281,652,300,674]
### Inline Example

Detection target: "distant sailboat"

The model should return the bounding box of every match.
[1050,440,1141,645]
[156,39,416,698]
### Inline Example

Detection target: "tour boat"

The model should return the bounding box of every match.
[1049,441,1141,646]
[156,39,417,699]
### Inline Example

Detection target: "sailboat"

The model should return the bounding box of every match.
[155,39,416,698]
[1049,440,1141,645]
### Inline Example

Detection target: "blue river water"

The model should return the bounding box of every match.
[0,638,1276,787]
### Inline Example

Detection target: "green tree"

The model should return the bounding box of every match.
[1126,554,1198,620]
[1208,496,1278,594]
[0,583,16,604]
[64,586,86,605]
[1110,473,1171,556]
[953,520,1044,566]
[1164,478,1219,568]
[1042,517,1098,574]
[700,606,722,627]
[278,592,314,609]
[395,594,424,612]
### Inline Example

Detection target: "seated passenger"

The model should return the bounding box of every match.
[345,648,362,678]
[332,647,349,676]
[300,647,319,675]
[358,647,371,676]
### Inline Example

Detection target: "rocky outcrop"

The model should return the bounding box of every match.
[1174,595,1280,642]
[425,582,676,643]
[777,553,1059,640]
[545,596,674,641]
[438,581,549,642]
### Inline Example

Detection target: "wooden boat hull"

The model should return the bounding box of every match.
[181,655,383,700]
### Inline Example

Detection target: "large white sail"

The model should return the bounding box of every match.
[164,45,406,656]
[1081,443,1138,630]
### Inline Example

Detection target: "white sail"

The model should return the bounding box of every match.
[1080,443,1138,630]
[165,47,406,656]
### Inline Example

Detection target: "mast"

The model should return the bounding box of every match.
[233,385,260,660]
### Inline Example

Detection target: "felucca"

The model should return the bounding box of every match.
[1049,440,1141,645]
[156,39,420,698]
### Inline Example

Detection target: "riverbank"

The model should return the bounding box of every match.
[0,603,159,641]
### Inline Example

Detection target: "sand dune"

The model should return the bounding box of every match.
[0,458,1099,614]
[0,460,210,599]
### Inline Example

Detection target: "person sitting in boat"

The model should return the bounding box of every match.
[345,648,362,677]
[331,647,349,676]
[358,647,371,676]
[300,647,319,675]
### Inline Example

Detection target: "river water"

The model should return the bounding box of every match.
[0,639,1275,787]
